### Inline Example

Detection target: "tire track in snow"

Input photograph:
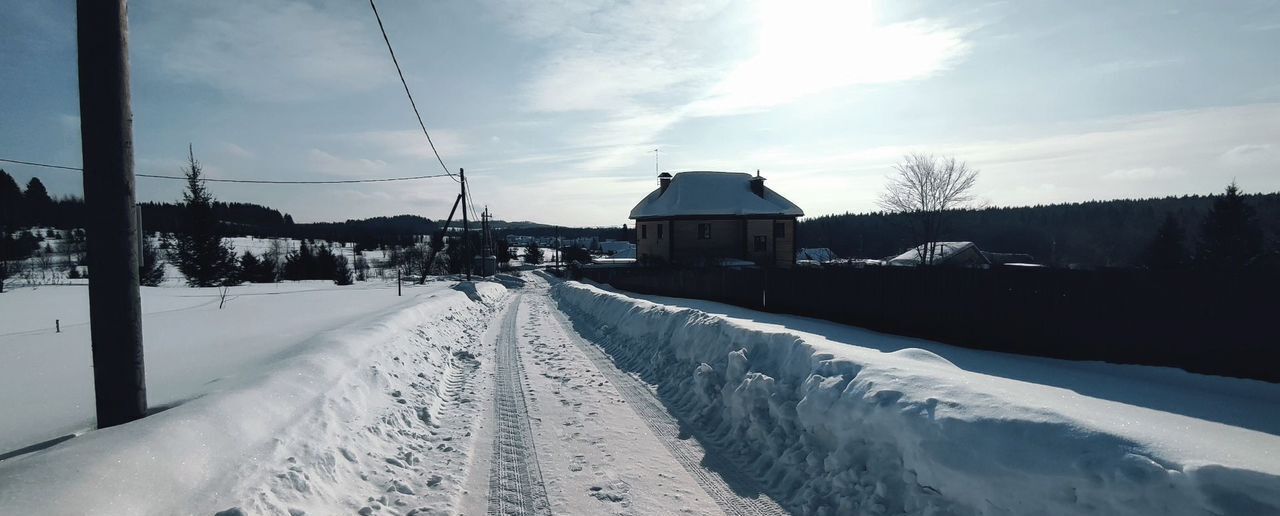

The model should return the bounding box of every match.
[487,295,552,516]
[538,294,789,516]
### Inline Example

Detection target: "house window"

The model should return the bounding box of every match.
[698,223,711,239]
[657,223,664,239]
[641,224,647,240]
[753,235,767,252]
[774,222,786,238]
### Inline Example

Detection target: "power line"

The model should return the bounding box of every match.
[367,0,457,183]
[0,158,81,171]
[0,157,456,185]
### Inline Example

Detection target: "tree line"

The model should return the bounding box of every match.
[800,185,1280,269]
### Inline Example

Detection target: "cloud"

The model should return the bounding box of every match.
[1103,166,1185,181]
[1093,57,1183,74]
[1220,143,1277,164]
[346,130,470,162]
[485,0,970,174]
[153,2,388,102]
[688,103,1280,219]
[223,142,254,159]
[690,3,970,116]
[305,149,389,178]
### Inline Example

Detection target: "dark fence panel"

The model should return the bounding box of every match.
[577,266,1280,382]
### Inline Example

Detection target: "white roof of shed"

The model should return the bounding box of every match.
[629,171,804,219]
[887,241,985,266]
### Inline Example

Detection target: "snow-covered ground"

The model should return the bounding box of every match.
[4,271,1278,514]
[0,279,507,514]
[0,279,444,454]
[552,280,1280,515]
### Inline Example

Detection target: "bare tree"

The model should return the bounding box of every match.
[218,284,232,309]
[878,153,980,265]
[35,250,56,284]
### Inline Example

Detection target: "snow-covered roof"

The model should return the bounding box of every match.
[629,171,804,219]
[796,247,837,262]
[888,242,986,266]
[598,241,634,255]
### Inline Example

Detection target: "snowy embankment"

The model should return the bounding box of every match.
[1,281,436,453]
[0,281,507,515]
[552,281,1280,515]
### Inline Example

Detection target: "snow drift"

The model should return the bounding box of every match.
[552,281,1280,515]
[0,281,507,515]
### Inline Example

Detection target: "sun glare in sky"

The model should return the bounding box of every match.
[695,0,969,115]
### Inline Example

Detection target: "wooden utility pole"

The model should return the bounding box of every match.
[460,168,470,281]
[77,0,147,428]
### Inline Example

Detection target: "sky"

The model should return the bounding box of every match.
[1,0,1278,226]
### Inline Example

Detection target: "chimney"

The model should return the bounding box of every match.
[658,172,673,194]
[750,169,765,198]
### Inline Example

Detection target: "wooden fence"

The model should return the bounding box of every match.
[576,266,1280,382]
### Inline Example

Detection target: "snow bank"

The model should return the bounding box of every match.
[452,280,508,305]
[0,283,507,515]
[552,281,1280,515]
[0,281,447,453]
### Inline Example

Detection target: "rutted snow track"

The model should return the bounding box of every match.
[544,303,788,516]
[486,295,553,516]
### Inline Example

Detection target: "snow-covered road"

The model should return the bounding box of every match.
[460,276,782,515]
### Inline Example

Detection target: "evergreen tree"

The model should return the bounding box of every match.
[1141,214,1187,270]
[333,254,353,285]
[238,251,261,283]
[172,146,238,286]
[524,240,543,264]
[139,234,166,286]
[354,255,369,281]
[1195,182,1263,269]
[314,244,337,279]
[24,177,51,226]
[283,241,313,280]
[495,239,512,263]
[0,250,8,292]
[0,169,22,229]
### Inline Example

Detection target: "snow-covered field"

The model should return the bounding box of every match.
[0,279,507,514]
[552,280,1280,515]
[0,279,450,453]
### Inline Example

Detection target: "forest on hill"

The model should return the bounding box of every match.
[797,190,1280,267]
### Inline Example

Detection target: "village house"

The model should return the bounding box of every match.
[886,241,1038,267]
[629,171,804,267]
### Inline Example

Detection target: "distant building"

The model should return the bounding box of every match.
[888,242,989,267]
[599,240,635,257]
[795,247,838,262]
[629,171,804,267]
[982,251,1038,266]
[887,241,1038,268]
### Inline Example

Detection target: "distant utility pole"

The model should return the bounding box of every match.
[77,0,147,428]
[481,206,491,276]
[653,148,659,173]
[460,168,470,281]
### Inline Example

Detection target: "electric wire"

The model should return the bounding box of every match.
[0,157,455,184]
[367,0,457,182]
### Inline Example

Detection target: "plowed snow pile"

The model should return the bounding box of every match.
[552,281,1280,515]
[0,281,507,515]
